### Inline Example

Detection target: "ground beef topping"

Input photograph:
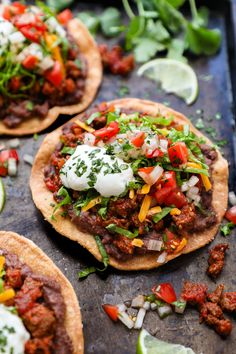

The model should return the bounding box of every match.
[207,243,229,278]
[0,249,73,354]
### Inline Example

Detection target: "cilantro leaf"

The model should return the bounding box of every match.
[186,23,221,55]
[78,12,100,35]
[134,38,165,63]
[46,0,73,12]
[220,222,235,237]
[100,7,123,37]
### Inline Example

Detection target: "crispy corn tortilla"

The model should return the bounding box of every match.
[0,231,83,354]
[30,98,229,271]
[0,19,102,136]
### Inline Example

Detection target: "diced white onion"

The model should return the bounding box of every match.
[146,239,163,251]
[8,139,20,149]
[186,186,199,198]
[118,312,134,329]
[84,133,96,146]
[38,56,54,71]
[134,308,146,329]
[9,31,25,45]
[229,191,236,206]
[157,251,167,264]
[157,304,172,318]
[8,158,17,177]
[16,13,35,26]
[188,175,199,187]
[174,300,187,314]
[159,139,168,152]
[181,182,189,192]
[116,134,128,139]
[0,144,6,151]
[97,141,105,148]
[23,154,34,166]
[131,295,145,309]
[143,301,150,311]
[150,302,157,310]
[138,165,163,186]
[117,304,127,313]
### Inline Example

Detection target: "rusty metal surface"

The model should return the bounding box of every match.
[0,2,236,354]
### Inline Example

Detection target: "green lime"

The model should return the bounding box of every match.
[136,329,196,354]
[0,178,5,213]
[137,58,198,105]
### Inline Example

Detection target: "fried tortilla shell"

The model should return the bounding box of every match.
[30,98,228,271]
[0,231,83,354]
[0,19,102,136]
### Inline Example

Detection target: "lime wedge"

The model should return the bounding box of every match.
[136,329,196,354]
[0,178,6,213]
[137,58,198,105]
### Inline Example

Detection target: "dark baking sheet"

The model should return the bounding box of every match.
[1,1,236,354]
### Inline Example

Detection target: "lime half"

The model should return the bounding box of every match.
[0,178,6,213]
[136,329,196,354]
[137,58,198,105]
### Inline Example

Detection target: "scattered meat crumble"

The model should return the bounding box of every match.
[98,44,135,75]
[207,243,229,278]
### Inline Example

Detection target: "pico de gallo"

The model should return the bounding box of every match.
[0,2,87,128]
[44,102,218,261]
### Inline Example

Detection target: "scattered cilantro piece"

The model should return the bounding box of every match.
[106,224,139,239]
[26,101,34,111]
[86,112,101,125]
[100,7,123,37]
[195,118,205,129]
[78,235,109,279]
[53,187,71,214]
[33,133,39,141]
[118,85,130,97]
[220,222,235,236]
[215,112,222,120]
[152,207,172,223]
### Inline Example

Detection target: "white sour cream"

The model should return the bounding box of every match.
[0,305,30,354]
[60,145,134,197]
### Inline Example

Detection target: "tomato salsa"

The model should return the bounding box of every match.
[44,102,218,261]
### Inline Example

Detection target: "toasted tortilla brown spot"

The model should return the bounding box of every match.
[0,19,102,136]
[0,231,83,354]
[30,98,228,271]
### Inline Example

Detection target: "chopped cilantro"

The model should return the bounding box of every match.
[215,112,222,120]
[118,85,130,97]
[86,111,101,125]
[220,222,235,236]
[26,101,34,111]
[195,118,205,129]
[106,224,139,239]
[33,133,39,141]
[61,147,76,155]
[53,187,71,214]
[152,207,172,223]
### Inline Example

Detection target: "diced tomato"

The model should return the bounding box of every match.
[168,142,188,167]
[57,9,73,25]
[93,121,120,141]
[102,304,119,322]
[164,229,181,254]
[12,2,26,14]
[0,150,9,177]
[131,132,145,148]
[19,25,41,43]
[225,206,236,224]
[146,148,164,159]
[160,171,177,190]
[45,179,58,193]
[45,61,64,87]
[152,283,177,304]
[165,189,187,208]
[9,150,19,162]
[10,77,21,91]
[3,6,11,20]
[154,186,172,205]
[22,55,38,70]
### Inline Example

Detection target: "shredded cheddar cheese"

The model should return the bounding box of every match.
[174,238,187,254]
[138,195,152,222]
[132,239,144,247]
[75,120,95,133]
[44,33,65,74]
[0,289,15,303]
[158,128,169,136]
[186,162,212,191]
[81,196,102,212]
[140,184,151,194]
[129,189,135,199]
[147,206,162,216]
[0,256,5,273]
[170,208,181,216]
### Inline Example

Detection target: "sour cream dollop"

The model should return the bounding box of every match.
[60,145,134,197]
[0,305,30,353]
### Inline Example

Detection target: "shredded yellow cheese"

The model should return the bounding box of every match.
[132,239,144,247]
[140,184,151,194]
[170,208,181,216]
[82,196,102,212]
[138,195,152,222]
[186,162,212,191]
[0,256,5,273]
[174,238,187,254]
[44,33,65,74]
[75,120,95,133]
[129,189,135,199]
[0,289,15,303]
[158,128,169,136]
[147,206,162,216]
